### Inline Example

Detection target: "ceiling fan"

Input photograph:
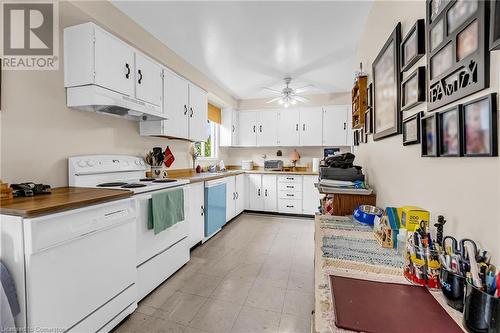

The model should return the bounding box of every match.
[263,77,313,108]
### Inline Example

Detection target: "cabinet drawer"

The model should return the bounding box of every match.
[278,175,302,184]
[278,199,302,214]
[278,190,302,200]
[278,182,302,192]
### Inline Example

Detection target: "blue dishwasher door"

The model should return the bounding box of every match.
[204,183,227,237]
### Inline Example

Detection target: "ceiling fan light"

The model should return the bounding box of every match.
[284,103,289,108]
[278,99,284,105]
[291,99,297,105]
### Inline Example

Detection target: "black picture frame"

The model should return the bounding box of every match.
[403,111,423,146]
[461,93,498,157]
[401,19,425,72]
[360,128,365,143]
[364,108,373,134]
[353,130,360,146]
[426,0,489,111]
[401,66,426,111]
[367,83,373,108]
[490,0,500,50]
[421,112,439,157]
[438,106,462,157]
[373,23,402,141]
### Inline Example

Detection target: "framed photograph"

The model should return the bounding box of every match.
[401,67,426,111]
[367,83,373,108]
[421,113,439,157]
[491,0,500,50]
[373,23,401,141]
[401,19,425,72]
[403,111,423,146]
[364,108,372,134]
[461,93,498,157]
[360,128,365,143]
[438,106,461,156]
[353,130,360,146]
[426,0,488,111]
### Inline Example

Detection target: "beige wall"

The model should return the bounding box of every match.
[0,1,236,187]
[355,0,500,263]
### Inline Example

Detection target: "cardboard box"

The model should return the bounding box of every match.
[399,206,429,231]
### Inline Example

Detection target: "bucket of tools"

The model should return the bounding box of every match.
[440,268,466,312]
[463,281,500,333]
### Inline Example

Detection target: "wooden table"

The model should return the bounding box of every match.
[313,214,464,333]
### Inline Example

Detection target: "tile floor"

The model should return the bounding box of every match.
[114,213,315,333]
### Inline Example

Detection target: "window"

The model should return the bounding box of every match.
[193,120,218,159]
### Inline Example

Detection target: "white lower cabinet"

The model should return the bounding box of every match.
[246,174,277,211]
[262,175,277,212]
[277,175,302,214]
[187,182,205,248]
[302,175,321,215]
[235,174,246,215]
[225,176,236,222]
[247,174,263,211]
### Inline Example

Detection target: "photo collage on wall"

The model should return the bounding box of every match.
[360,0,497,158]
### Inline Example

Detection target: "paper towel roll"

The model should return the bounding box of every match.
[312,158,320,172]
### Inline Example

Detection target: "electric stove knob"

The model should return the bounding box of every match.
[139,160,145,166]
[77,160,87,168]
[86,160,96,167]
[135,159,141,165]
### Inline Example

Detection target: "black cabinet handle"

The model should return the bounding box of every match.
[258,189,261,196]
[190,107,194,118]
[303,124,305,131]
[233,192,236,200]
[296,124,298,131]
[259,125,262,133]
[201,205,204,216]
[253,125,256,133]
[344,122,346,130]
[125,63,130,79]
[265,189,268,196]
[184,105,188,115]
[235,192,239,199]
[286,205,294,208]
[286,177,294,180]
[232,125,235,133]
[286,185,294,189]
[138,69,143,84]
[286,194,294,197]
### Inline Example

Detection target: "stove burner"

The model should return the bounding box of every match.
[140,178,155,182]
[97,182,128,187]
[152,179,177,183]
[121,183,147,188]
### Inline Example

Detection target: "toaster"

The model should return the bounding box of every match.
[264,160,283,171]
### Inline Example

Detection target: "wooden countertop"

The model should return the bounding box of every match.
[0,187,133,218]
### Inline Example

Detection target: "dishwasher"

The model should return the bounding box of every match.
[23,198,137,332]
[204,179,227,240]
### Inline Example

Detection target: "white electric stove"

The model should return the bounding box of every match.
[68,155,191,301]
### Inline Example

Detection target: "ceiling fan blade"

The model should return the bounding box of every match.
[293,85,314,94]
[262,87,283,95]
[292,95,309,103]
[266,96,283,104]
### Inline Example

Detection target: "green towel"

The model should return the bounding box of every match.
[148,188,184,235]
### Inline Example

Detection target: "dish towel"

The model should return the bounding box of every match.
[148,188,184,235]
[1,261,20,330]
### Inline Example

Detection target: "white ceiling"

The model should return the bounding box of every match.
[112,1,372,100]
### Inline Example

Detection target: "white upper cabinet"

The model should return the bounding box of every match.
[162,68,189,139]
[278,109,300,146]
[299,107,323,146]
[135,53,162,107]
[220,108,238,147]
[188,83,209,142]
[322,105,349,146]
[257,110,279,146]
[238,111,258,147]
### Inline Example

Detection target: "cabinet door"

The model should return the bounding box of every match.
[188,183,205,248]
[135,53,162,106]
[225,177,236,222]
[322,105,349,146]
[189,84,209,142]
[163,69,189,139]
[247,174,263,210]
[262,175,277,212]
[94,27,135,96]
[300,107,323,146]
[220,108,238,147]
[235,174,246,214]
[257,110,279,146]
[278,109,300,146]
[238,111,258,147]
[302,175,321,215]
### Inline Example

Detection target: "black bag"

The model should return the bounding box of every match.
[324,153,355,169]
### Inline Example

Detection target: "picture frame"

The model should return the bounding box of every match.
[401,19,425,72]
[438,106,462,156]
[401,66,426,111]
[490,0,500,50]
[373,23,402,141]
[421,113,439,157]
[367,82,373,108]
[461,93,498,157]
[360,128,365,143]
[403,111,423,146]
[426,0,489,111]
[364,108,373,134]
[353,130,360,146]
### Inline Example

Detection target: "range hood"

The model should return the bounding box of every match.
[66,85,167,121]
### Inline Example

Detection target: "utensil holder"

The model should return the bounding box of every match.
[440,268,465,312]
[463,282,500,333]
[151,166,164,179]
